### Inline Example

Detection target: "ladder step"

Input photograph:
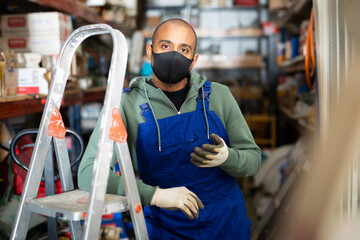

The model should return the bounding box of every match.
[26,190,128,221]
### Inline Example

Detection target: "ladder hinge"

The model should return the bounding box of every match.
[109,108,127,143]
[47,107,66,139]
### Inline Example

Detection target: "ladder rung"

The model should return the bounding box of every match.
[25,190,128,221]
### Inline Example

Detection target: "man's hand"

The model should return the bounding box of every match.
[191,133,229,168]
[150,187,204,219]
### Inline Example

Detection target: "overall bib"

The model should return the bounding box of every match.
[136,82,251,239]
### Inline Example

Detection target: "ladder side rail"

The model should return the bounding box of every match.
[115,142,148,240]
[10,25,110,240]
[10,56,70,240]
[51,25,115,240]
[53,138,75,190]
[44,144,58,239]
[82,28,129,240]
[53,137,83,239]
[10,118,54,239]
[44,144,56,194]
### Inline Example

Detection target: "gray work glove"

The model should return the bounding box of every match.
[150,187,204,220]
[191,133,229,168]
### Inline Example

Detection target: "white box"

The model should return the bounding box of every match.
[17,52,42,68]
[1,12,73,36]
[150,0,185,7]
[1,12,72,55]
[3,34,64,55]
[17,67,48,95]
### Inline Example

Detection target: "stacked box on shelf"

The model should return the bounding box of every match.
[15,52,49,95]
[0,50,18,97]
[145,10,162,28]
[200,0,228,7]
[268,0,292,11]
[299,20,309,56]
[195,54,263,69]
[148,0,186,7]
[0,17,2,52]
[1,12,73,55]
[233,0,259,6]
[17,67,48,95]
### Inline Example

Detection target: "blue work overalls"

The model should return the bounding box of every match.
[136,81,251,239]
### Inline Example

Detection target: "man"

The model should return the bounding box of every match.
[78,18,261,239]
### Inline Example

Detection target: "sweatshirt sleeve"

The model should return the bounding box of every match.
[212,85,261,178]
[77,108,157,206]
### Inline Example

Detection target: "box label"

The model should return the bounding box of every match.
[17,86,39,94]
[8,38,26,48]
[3,35,62,55]
[7,16,26,27]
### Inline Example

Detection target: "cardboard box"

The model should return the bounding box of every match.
[3,34,63,55]
[17,68,48,95]
[0,121,10,164]
[195,54,263,69]
[1,50,18,96]
[239,86,263,100]
[1,12,73,55]
[150,0,185,7]
[233,0,259,6]
[17,52,42,68]
[1,12,72,36]
[99,226,124,240]
[200,0,227,7]
[0,58,2,96]
[145,10,161,28]
[269,0,291,10]
[146,16,161,28]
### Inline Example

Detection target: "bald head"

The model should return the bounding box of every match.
[152,18,197,52]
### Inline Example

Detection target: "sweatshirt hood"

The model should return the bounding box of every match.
[129,71,208,97]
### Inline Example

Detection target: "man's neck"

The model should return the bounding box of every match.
[152,76,188,92]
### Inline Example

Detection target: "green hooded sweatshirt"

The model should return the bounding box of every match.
[78,71,261,206]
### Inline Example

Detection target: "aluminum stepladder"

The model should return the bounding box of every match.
[10,24,148,240]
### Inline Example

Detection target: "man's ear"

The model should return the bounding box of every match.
[146,43,153,61]
[190,53,199,70]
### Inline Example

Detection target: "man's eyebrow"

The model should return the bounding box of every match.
[181,43,192,50]
[158,40,193,50]
[159,40,172,44]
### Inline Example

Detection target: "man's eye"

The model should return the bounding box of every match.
[180,48,188,53]
[162,45,170,49]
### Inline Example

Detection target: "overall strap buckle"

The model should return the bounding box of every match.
[140,103,151,115]
[197,81,212,101]
[122,87,132,93]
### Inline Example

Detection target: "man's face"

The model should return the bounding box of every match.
[152,23,196,60]
[147,22,198,69]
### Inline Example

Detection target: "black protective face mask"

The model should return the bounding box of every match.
[152,50,193,84]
